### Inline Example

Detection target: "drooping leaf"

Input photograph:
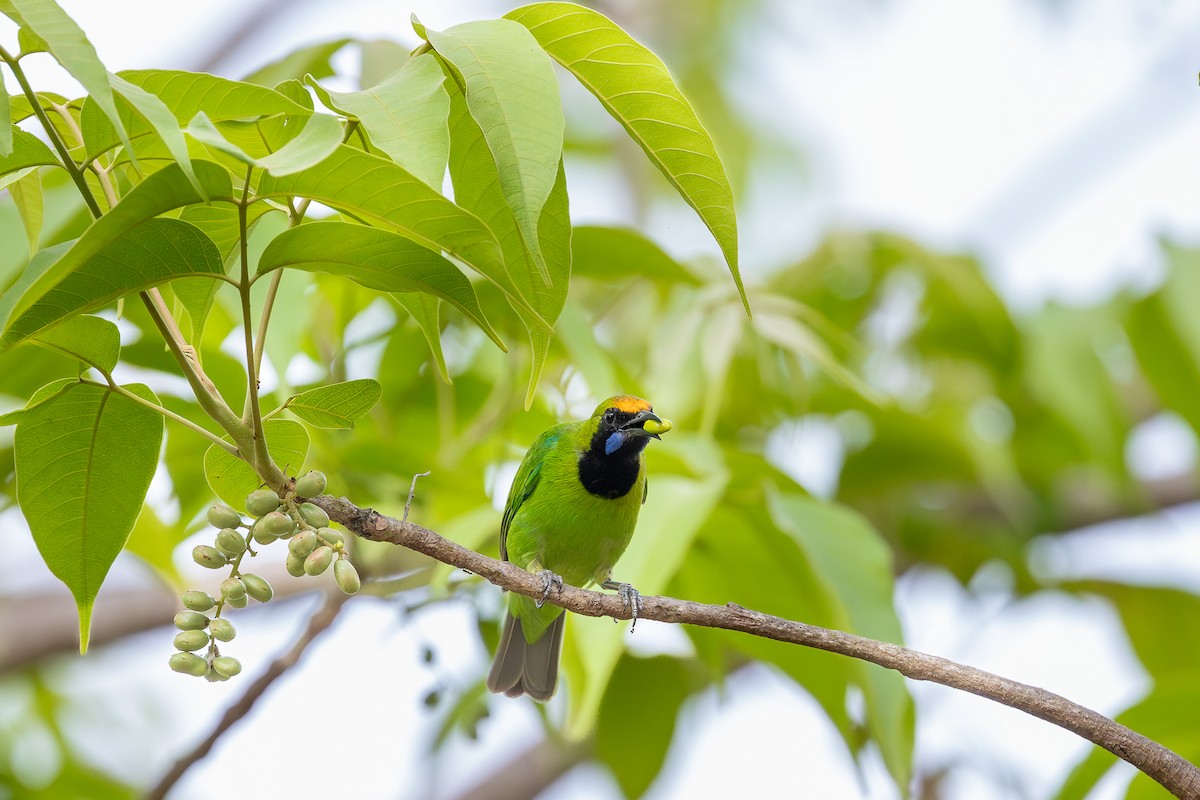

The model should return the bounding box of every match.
[257,221,503,349]
[1,217,224,350]
[203,418,309,511]
[284,378,382,429]
[14,381,164,652]
[424,18,564,280]
[391,293,450,383]
[507,2,747,314]
[29,314,119,373]
[307,53,450,188]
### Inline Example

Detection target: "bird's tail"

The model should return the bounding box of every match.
[486,611,565,702]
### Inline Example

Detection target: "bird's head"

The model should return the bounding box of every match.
[589,395,672,457]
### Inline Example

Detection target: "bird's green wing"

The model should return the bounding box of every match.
[500,426,566,561]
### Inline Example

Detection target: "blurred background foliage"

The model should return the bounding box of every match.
[1,1,1197,798]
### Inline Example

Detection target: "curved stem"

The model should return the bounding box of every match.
[249,269,283,413]
[83,378,238,454]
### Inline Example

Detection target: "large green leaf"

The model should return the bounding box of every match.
[506,2,747,314]
[0,217,224,350]
[14,382,163,651]
[7,0,132,158]
[283,378,382,429]
[0,128,60,179]
[185,110,343,176]
[30,313,119,373]
[255,145,543,323]
[307,53,450,188]
[0,160,232,340]
[203,418,308,511]
[256,221,503,349]
[108,73,204,197]
[391,293,450,383]
[122,69,312,122]
[423,18,564,280]
[766,490,914,787]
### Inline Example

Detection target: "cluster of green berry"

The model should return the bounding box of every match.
[169,471,361,680]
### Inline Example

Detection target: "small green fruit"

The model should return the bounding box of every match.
[215,528,247,557]
[192,545,227,569]
[294,471,327,498]
[245,489,280,517]
[226,593,248,609]
[261,511,295,538]
[169,651,209,676]
[174,630,209,652]
[334,558,361,595]
[220,577,247,600]
[251,518,276,545]
[207,504,243,530]
[289,529,318,559]
[212,655,242,678]
[241,573,273,603]
[209,618,236,642]
[285,552,307,577]
[182,590,217,612]
[298,502,329,529]
[304,545,333,576]
[317,527,344,548]
[205,669,230,682]
[174,611,209,631]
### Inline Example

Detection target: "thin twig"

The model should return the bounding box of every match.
[307,493,1200,800]
[146,592,349,800]
[404,471,431,522]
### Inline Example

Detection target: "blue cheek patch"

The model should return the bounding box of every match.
[605,431,625,455]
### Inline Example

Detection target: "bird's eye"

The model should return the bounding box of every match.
[603,409,615,423]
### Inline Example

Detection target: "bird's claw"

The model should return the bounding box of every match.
[602,580,643,632]
[536,570,563,609]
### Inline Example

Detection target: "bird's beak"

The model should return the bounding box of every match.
[624,410,673,439]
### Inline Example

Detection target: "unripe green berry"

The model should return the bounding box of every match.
[261,511,295,538]
[304,545,334,576]
[226,593,248,609]
[215,528,247,557]
[251,519,276,545]
[298,502,329,529]
[192,545,226,569]
[285,552,307,577]
[173,630,209,652]
[182,590,217,611]
[289,529,318,558]
[169,651,209,676]
[317,527,344,548]
[245,489,280,517]
[241,573,273,603]
[220,577,247,600]
[212,655,242,678]
[174,611,209,631]
[294,471,327,498]
[205,669,230,682]
[334,558,361,595]
[207,504,242,530]
[209,617,236,642]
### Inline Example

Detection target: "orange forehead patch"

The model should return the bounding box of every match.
[603,395,651,414]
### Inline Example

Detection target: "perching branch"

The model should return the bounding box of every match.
[306,493,1200,800]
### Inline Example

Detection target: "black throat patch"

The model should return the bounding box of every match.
[578,426,646,499]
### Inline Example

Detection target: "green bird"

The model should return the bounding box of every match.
[487,395,672,701]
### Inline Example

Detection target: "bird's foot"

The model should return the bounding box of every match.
[601,580,643,632]
[535,570,563,609]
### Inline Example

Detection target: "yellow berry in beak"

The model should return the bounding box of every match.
[643,417,672,435]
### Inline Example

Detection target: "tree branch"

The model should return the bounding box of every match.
[306,494,1200,800]
[146,591,349,800]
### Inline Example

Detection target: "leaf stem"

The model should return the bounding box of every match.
[249,270,283,412]
[82,378,238,454]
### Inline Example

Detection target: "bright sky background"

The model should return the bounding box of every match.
[3,1,1199,798]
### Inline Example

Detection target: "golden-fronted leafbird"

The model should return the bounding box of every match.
[487,395,672,701]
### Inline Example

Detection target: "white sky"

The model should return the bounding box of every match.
[3,1,1198,798]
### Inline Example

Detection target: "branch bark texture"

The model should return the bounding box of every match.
[308,494,1200,800]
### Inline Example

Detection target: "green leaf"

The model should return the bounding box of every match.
[9,0,133,159]
[203,418,309,511]
[572,225,699,285]
[284,378,382,429]
[241,38,353,87]
[425,19,564,281]
[1127,291,1200,437]
[9,165,43,251]
[14,382,163,652]
[255,146,542,323]
[30,314,119,373]
[391,293,450,383]
[0,74,10,157]
[1,217,224,350]
[257,221,503,349]
[307,53,450,188]
[121,69,313,122]
[0,128,60,179]
[123,504,182,589]
[17,25,49,55]
[108,73,204,197]
[507,2,747,315]
[0,160,232,341]
[0,375,75,426]
[766,490,914,788]
[444,77,570,405]
[184,110,343,177]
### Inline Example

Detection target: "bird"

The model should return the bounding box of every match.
[487,395,672,701]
